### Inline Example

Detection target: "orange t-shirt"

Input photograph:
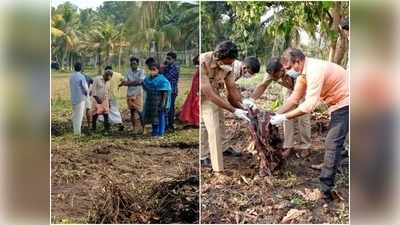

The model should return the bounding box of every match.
[287,57,349,114]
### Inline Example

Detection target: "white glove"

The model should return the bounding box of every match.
[242,98,257,110]
[233,108,251,122]
[270,114,287,125]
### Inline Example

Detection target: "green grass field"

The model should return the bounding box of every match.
[51,65,195,117]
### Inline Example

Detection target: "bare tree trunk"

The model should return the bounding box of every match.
[118,46,122,73]
[97,48,102,75]
[328,42,337,62]
[292,29,300,48]
[333,33,348,65]
[272,36,278,57]
[328,2,342,62]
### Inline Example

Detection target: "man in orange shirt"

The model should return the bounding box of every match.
[270,48,349,201]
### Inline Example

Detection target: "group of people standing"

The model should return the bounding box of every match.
[201,35,349,201]
[69,51,199,138]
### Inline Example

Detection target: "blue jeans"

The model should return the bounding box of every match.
[152,111,166,136]
[320,106,349,193]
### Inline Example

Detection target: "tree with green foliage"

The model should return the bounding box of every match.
[201,1,349,66]
[51,1,199,73]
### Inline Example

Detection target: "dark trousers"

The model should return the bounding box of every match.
[92,113,110,131]
[167,92,177,129]
[320,106,349,193]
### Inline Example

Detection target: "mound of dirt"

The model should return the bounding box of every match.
[88,168,199,224]
[87,174,151,224]
[151,175,199,223]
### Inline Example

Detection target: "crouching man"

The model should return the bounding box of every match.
[91,69,113,133]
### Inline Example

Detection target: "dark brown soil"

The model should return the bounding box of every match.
[200,111,349,224]
[51,122,199,224]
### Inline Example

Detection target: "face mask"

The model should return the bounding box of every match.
[243,72,252,78]
[286,69,300,78]
[219,64,233,72]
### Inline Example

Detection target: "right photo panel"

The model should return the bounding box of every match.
[200,1,349,224]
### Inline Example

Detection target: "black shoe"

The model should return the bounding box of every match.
[322,190,334,202]
[201,158,211,167]
[223,147,241,157]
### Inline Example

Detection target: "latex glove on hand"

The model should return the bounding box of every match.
[233,108,251,122]
[270,114,287,125]
[242,98,257,110]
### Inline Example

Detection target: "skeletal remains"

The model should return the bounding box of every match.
[247,108,284,177]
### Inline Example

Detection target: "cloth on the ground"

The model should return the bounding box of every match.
[179,67,199,126]
[143,74,172,125]
[247,108,282,176]
[98,99,122,124]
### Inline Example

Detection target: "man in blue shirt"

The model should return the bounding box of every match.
[163,51,180,130]
[82,73,93,128]
[69,62,89,135]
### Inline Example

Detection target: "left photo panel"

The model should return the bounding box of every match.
[51,0,199,223]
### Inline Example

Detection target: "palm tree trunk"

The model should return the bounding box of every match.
[97,48,102,75]
[69,52,72,71]
[118,46,122,73]
[61,49,68,71]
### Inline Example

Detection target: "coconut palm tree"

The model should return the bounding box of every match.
[81,20,122,74]
[51,3,80,71]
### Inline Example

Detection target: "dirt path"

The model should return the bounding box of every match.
[51,126,199,223]
[200,112,349,224]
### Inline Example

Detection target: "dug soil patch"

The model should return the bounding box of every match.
[51,131,199,224]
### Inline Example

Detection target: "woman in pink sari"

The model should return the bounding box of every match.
[179,55,199,127]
